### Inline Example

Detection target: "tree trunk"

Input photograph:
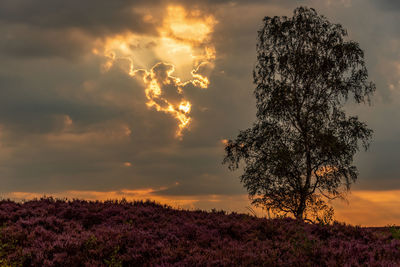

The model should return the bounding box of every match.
[298,135,312,221]
[295,199,306,220]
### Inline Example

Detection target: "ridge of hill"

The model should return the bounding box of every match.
[0,198,399,266]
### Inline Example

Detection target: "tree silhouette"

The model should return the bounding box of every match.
[223,7,375,221]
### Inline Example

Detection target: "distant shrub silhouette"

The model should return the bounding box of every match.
[389,225,400,240]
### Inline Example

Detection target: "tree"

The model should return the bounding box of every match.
[223,7,375,221]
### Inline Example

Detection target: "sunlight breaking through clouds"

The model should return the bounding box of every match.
[94,5,217,138]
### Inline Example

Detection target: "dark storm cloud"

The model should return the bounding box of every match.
[0,24,93,59]
[0,56,130,135]
[177,0,302,7]
[0,63,172,192]
[0,0,161,35]
[356,138,400,190]
[371,0,400,11]
[0,0,163,59]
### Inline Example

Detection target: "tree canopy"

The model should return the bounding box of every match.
[223,7,375,221]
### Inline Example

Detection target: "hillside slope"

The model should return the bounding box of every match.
[0,198,399,266]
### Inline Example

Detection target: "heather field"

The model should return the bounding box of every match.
[0,198,399,266]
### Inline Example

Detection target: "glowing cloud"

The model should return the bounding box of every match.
[94,5,216,138]
[164,6,214,42]
[136,62,193,137]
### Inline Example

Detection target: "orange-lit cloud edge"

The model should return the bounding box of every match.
[3,189,400,227]
[94,5,217,138]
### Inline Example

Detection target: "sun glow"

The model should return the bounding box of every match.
[179,101,191,113]
[94,5,216,138]
[163,6,216,43]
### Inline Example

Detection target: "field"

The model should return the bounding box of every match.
[0,198,399,266]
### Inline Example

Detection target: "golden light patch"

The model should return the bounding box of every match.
[163,6,216,43]
[63,115,73,127]
[315,165,338,177]
[93,5,216,138]
[332,190,400,226]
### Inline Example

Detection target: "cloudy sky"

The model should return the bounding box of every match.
[0,0,399,226]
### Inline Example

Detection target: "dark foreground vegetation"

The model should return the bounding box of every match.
[0,198,399,266]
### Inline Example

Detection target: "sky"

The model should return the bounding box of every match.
[0,0,399,226]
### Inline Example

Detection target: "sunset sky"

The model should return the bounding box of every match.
[0,0,399,226]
